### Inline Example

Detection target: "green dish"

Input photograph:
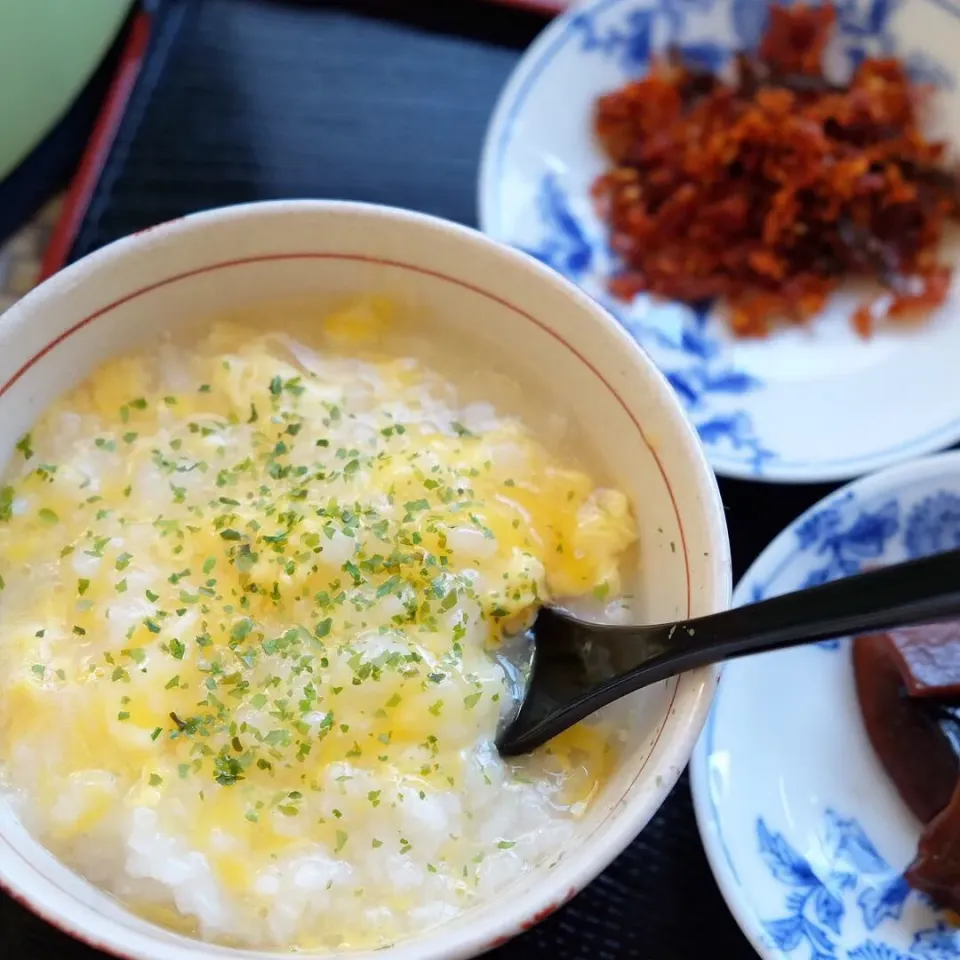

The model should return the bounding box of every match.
[0,0,132,182]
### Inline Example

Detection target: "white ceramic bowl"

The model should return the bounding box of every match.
[0,201,730,960]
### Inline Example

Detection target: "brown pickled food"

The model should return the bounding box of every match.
[854,624,960,913]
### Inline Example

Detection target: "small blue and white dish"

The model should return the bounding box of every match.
[479,0,960,483]
[689,450,960,960]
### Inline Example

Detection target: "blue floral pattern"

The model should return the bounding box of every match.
[570,0,954,86]
[759,810,960,959]
[849,946,912,960]
[523,173,776,471]
[904,493,960,559]
[571,0,729,73]
[745,487,960,649]
[510,0,956,476]
[521,174,596,281]
[794,495,900,590]
[732,492,901,643]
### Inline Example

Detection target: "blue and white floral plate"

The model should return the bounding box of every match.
[689,451,960,960]
[479,0,960,482]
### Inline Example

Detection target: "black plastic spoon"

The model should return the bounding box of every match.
[495,548,960,756]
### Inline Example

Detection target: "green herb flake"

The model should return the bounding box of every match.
[0,486,13,523]
[15,432,34,460]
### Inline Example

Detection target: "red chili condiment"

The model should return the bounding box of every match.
[592,3,960,337]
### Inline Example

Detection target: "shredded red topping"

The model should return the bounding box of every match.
[591,3,960,337]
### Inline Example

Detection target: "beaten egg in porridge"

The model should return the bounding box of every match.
[0,299,638,950]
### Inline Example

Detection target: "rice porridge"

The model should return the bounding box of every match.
[0,298,638,950]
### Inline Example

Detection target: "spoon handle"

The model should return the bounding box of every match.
[500,551,960,756]
[648,547,960,676]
